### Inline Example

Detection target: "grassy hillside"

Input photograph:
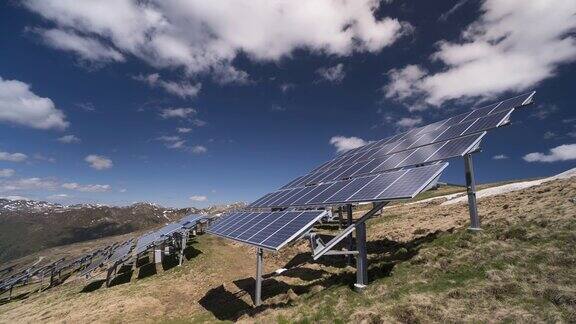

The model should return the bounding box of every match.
[0,177,574,323]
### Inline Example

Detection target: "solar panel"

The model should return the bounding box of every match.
[106,241,133,265]
[297,91,534,183]
[207,210,327,251]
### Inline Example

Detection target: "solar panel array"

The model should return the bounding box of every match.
[208,211,327,251]
[250,163,448,208]
[208,91,535,253]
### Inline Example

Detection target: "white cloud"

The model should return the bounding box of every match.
[523,144,576,163]
[279,83,295,93]
[0,177,58,192]
[531,104,559,120]
[57,134,81,144]
[492,154,508,160]
[329,136,367,153]
[0,151,27,162]
[47,193,70,200]
[396,117,422,129]
[0,195,31,201]
[543,131,556,140]
[62,182,111,192]
[159,107,197,119]
[189,145,207,154]
[439,0,470,21]
[317,63,346,83]
[0,76,68,130]
[0,169,15,177]
[166,140,186,149]
[33,154,56,163]
[270,104,286,112]
[189,195,207,202]
[85,154,113,170]
[177,127,192,133]
[119,188,127,193]
[24,0,408,84]
[35,28,124,63]
[385,0,576,107]
[134,73,201,98]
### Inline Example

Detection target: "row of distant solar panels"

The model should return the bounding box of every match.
[82,214,207,278]
[279,91,534,190]
[250,163,447,208]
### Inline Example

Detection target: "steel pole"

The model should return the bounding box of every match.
[254,248,264,306]
[464,154,481,230]
[346,204,354,265]
[355,221,368,291]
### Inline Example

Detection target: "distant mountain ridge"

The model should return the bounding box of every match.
[0,198,246,263]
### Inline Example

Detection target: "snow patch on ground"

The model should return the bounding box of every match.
[442,167,576,205]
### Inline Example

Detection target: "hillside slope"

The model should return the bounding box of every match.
[0,200,245,263]
[0,176,574,323]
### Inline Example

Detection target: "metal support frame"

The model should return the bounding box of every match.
[355,221,368,291]
[464,153,481,231]
[346,204,354,265]
[254,248,264,307]
[178,230,189,266]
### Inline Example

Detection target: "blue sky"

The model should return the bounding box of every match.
[0,0,575,208]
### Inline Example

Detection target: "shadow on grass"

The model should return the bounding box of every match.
[199,231,441,321]
[81,279,105,292]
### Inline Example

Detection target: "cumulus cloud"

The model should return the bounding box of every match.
[0,151,27,162]
[543,131,556,140]
[189,195,207,202]
[177,127,192,133]
[57,134,81,144]
[317,63,346,83]
[47,193,70,200]
[531,104,559,120]
[34,28,124,63]
[0,169,15,177]
[24,0,408,84]
[62,182,111,192]
[189,145,207,154]
[85,154,113,170]
[159,107,197,119]
[523,144,576,163]
[396,117,423,129]
[329,136,367,153]
[0,76,68,130]
[0,195,31,201]
[279,83,295,93]
[492,154,508,160]
[0,177,58,192]
[384,0,576,108]
[134,73,201,98]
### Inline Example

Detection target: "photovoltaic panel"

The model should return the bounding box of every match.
[207,210,327,250]
[257,163,448,208]
[296,91,534,182]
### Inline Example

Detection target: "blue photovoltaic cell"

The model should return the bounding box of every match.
[291,182,332,205]
[463,110,510,135]
[348,170,407,202]
[208,211,326,250]
[307,181,350,205]
[324,175,377,203]
[377,163,446,199]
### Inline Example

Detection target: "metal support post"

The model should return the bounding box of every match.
[337,207,343,229]
[464,154,481,231]
[346,204,354,265]
[355,221,368,291]
[179,231,188,266]
[254,248,264,307]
